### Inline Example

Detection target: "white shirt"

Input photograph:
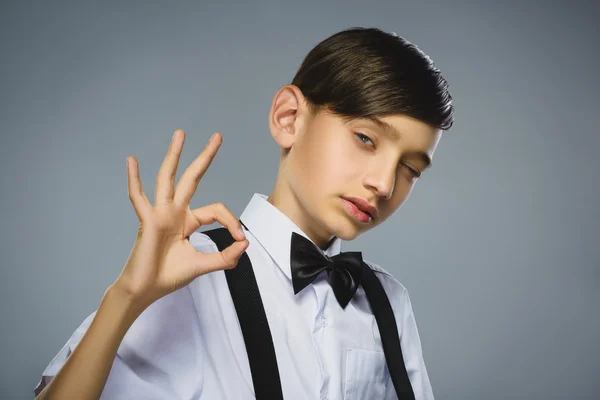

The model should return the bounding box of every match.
[35,193,434,399]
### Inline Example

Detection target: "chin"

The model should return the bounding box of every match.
[335,230,362,241]
[324,216,365,242]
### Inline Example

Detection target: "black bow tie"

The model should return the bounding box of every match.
[290,231,363,309]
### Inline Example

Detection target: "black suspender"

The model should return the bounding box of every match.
[202,224,415,399]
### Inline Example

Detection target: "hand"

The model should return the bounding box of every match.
[113,129,249,310]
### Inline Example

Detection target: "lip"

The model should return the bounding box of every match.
[341,196,378,220]
[342,198,371,223]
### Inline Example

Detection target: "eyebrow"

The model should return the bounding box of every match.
[355,116,433,169]
[404,150,433,170]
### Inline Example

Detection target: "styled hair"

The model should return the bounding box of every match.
[291,27,454,131]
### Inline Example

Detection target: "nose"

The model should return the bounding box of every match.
[364,162,396,200]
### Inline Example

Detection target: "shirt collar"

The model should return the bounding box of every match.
[239,192,343,279]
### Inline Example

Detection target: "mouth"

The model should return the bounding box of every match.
[356,207,373,220]
[341,196,377,220]
[340,197,376,223]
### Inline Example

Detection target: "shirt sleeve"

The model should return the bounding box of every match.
[34,311,96,396]
[382,285,435,400]
[33,285,204,399]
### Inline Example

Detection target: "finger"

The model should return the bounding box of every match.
[126,156,152,220]
[194,239,249,274]
[173,132,221,206]
[189,202,247,241]
[155,129,185,205]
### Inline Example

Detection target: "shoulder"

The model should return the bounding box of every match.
[362,258,410,305]
[363,258,408,291]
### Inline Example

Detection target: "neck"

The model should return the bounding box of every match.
[267,181,336,250]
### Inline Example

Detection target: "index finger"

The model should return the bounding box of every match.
[173,132,222,206]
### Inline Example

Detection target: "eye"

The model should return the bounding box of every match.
[354,132,421,178]
[354,132,374,147]
[402,163,421,178]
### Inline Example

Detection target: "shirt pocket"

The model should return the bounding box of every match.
[343,348,389,400]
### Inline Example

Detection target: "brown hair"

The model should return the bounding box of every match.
[291,27,454,131]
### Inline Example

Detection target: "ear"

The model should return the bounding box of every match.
[268,84,309,150]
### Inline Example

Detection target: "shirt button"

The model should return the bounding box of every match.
[319,313,328,327]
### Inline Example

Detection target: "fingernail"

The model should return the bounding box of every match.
[209,133,216,143]
[238,228,246,239]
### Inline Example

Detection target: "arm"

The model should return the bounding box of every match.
[35,285,144,400]
[35,130,248,398]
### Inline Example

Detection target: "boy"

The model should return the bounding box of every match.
[34,27,453,399]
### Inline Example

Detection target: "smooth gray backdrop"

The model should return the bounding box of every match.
[1,1,598,399]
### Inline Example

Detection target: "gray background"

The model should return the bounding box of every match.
[1,1,598,399]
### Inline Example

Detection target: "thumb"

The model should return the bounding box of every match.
[190,239,249,277]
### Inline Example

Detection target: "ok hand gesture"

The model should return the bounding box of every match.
[115,130,249,310]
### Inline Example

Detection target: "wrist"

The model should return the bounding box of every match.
[103,283,148,323]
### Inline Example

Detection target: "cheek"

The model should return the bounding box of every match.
[390,180,416,208]
[296,135,356,186]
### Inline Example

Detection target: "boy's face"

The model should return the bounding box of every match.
[268,85,442,249]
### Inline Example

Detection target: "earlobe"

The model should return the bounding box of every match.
[269,85,306,149]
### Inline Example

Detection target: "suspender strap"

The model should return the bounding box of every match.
[202,224,414,399]
[361,263,416,399]
[203,225,284,400]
